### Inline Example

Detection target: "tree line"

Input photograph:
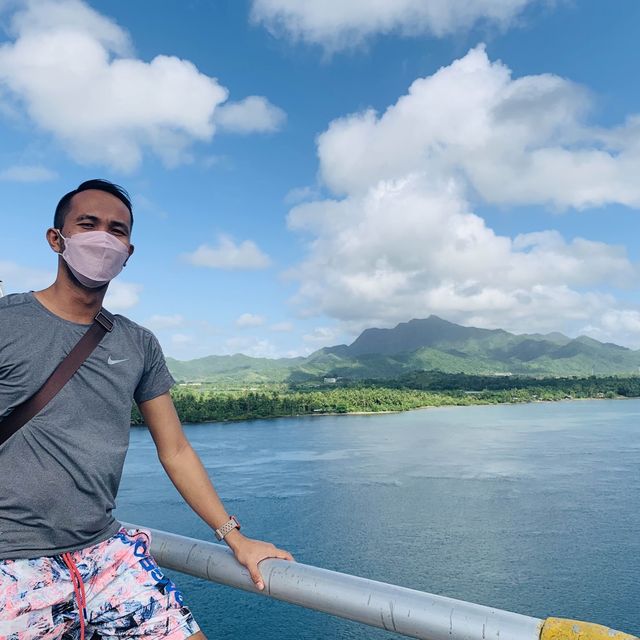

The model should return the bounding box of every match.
[131,373,640,425]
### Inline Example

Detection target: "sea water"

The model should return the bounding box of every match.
[115,399,640,639]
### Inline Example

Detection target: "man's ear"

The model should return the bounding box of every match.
[46,228,64,254]
[124,243,134,266]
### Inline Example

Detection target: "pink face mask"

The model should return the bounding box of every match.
[56,230,130,288]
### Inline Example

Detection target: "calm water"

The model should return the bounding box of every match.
[115,400,640,639]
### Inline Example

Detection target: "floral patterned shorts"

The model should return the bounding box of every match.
[0,528,200,640]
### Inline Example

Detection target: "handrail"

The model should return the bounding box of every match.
[122,523,638,640]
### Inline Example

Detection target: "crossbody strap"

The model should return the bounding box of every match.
[0,308,114,447]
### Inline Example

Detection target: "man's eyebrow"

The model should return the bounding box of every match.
[76,213,100,223]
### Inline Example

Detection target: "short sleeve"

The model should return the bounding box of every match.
[134,330,175,404]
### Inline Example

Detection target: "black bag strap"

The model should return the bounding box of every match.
[0,308,114,447]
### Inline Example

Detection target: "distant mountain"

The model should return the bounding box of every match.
[166,354,303,385]
[347,316,505,356]
[166,316,640,385]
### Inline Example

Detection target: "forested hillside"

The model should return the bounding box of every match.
[166,317,640,385]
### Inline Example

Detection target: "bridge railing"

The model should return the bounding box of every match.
[123,524,637,640]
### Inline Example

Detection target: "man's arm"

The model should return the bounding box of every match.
[138,392,294,590]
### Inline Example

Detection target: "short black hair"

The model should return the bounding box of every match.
[54,179,133,231]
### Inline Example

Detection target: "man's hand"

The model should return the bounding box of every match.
[225,531,294,591]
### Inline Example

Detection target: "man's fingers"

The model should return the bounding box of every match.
[261,546,294,561]
[249,564,265,591]
[236,541,295,590]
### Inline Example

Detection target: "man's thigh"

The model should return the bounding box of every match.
[86,528,200,640]
[0,554,76,639]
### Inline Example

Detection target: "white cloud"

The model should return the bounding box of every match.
[104,280,142,310]
[283,46,640,345]
[284,185,321,205]
[224,336,279,358]
[236,313,266,328]
[303,326,343,346]
[0,260,53,291]
[0,0,283,171]
[215,95,286,134]
[289,175,636,335]
[601,310,640,336]
[270,321,294,332]
[171,333,194,345]
[251,0,536,51]
[133,194,169,220]
[580,310,640,350]
[0,164,57,182]
[146,314,185,330]
[10,0,132,55]
[184,235,272,270]
[317,46,640,209]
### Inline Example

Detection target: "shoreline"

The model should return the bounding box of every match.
[133,393,638,427]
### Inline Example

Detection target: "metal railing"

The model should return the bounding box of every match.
[123,523,638,640]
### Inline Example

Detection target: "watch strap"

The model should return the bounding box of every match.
[215,516,240,541]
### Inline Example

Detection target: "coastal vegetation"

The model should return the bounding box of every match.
[132,373,640,425]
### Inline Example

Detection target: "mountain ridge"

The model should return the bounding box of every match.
[166,316,640,384]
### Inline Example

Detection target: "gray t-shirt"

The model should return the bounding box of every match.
[0,292,175,559]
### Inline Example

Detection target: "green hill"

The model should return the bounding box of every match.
[348,316,504,355]
[166,353,303,385]
[166,316,640,385]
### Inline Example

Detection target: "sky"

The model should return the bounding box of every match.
[1,0,640,360]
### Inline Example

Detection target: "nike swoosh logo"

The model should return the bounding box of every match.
[108,356,129,365]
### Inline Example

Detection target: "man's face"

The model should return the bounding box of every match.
[61,189,133,253]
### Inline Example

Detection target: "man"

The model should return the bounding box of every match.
[0,179,293,639]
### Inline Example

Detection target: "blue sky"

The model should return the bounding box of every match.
[1,0,640,359]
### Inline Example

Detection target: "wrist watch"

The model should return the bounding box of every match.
[215,515,241,541]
